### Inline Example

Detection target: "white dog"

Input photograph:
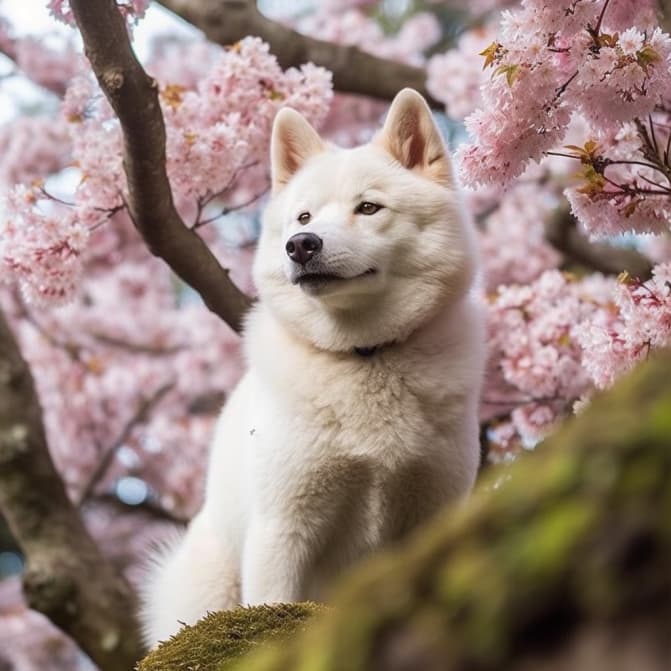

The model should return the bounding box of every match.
[141,88,485,647]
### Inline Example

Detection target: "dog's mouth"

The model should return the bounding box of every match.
[293,268,376,288]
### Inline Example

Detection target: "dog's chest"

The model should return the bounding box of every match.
[306,356,448,460]
[245,347,472,590]
[251,348,459,481]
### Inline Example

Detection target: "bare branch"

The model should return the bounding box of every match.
[86,330,186,356]
[78,382,174,505]
[69,0,253,334]
[194,187,269,229]
[158,0,444,109]
[545,205,654,279]
[93,493,190,525]
[0,309,143,671]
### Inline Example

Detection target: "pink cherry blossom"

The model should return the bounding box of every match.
[47,0,149,25]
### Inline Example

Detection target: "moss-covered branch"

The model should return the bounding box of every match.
[138,604,326,671]
[140,349,671,670]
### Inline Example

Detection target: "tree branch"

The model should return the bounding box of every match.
[77,382,174,505]
[0,309,143,671]
[658,0,671,33]
[158,0,443,109]
[0,28,74,98]
[545,205,654,279]
[69,0,253,334]
[93,493,190,526]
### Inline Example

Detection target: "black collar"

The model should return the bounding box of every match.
[353,341,395,358]
[354,345,378,357]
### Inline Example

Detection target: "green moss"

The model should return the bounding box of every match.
[650,390,671,435]
[501,500,597,580]
[140,350,671,671]
[137,603,325,671]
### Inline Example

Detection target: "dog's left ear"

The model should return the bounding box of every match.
[376,88,453,186]
[271,108,325,193]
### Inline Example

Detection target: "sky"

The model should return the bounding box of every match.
[0,0,197,122]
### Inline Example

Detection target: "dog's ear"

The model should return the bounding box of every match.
[271,108,325,193]
[376,88,453,186]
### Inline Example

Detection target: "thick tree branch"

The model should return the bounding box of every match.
[158,0,443,109]
[545,205,654,279]
[69,0,253,334]
[658,0,671,33]
[0,309,143,671]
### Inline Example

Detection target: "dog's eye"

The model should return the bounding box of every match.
[297,212,311,225]
[356,202,382,215]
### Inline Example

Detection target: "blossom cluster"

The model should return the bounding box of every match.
[485,269,618,450]
[0,115,70,188]
[421,0,671,448]
[0,187,93,305]
[160,37,332,203]
[294,6,441,65]
[475,176,562,290]
[1,36,332,305]
[427,27,495,120]
[449,0,671,187]
[0,17,82,96]
[563,120,671,238]
[47,0,150,25]
[578,264,671,388]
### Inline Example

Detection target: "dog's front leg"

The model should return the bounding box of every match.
[241,515,312,605]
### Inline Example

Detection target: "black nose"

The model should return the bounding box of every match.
[285,232,323,265]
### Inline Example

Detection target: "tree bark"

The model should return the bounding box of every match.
[0,310,143,671]
[158,0,443,109]
[545,205,653,279]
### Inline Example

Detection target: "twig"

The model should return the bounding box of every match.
[92,493,190,526]
[86,331,186,356]
[194,188,268,229]
[78,382,174,505]
[593,0,613,36]
[192,161,259,228]
[13,293,83,362]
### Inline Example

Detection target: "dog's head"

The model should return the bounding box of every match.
[253,88,477,352]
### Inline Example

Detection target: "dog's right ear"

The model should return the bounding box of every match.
[271,108,325,193]
[376,88,453,187]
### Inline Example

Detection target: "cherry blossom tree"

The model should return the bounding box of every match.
[0,0,670,669]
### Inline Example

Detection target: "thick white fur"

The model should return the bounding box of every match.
[141,89,485,647]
